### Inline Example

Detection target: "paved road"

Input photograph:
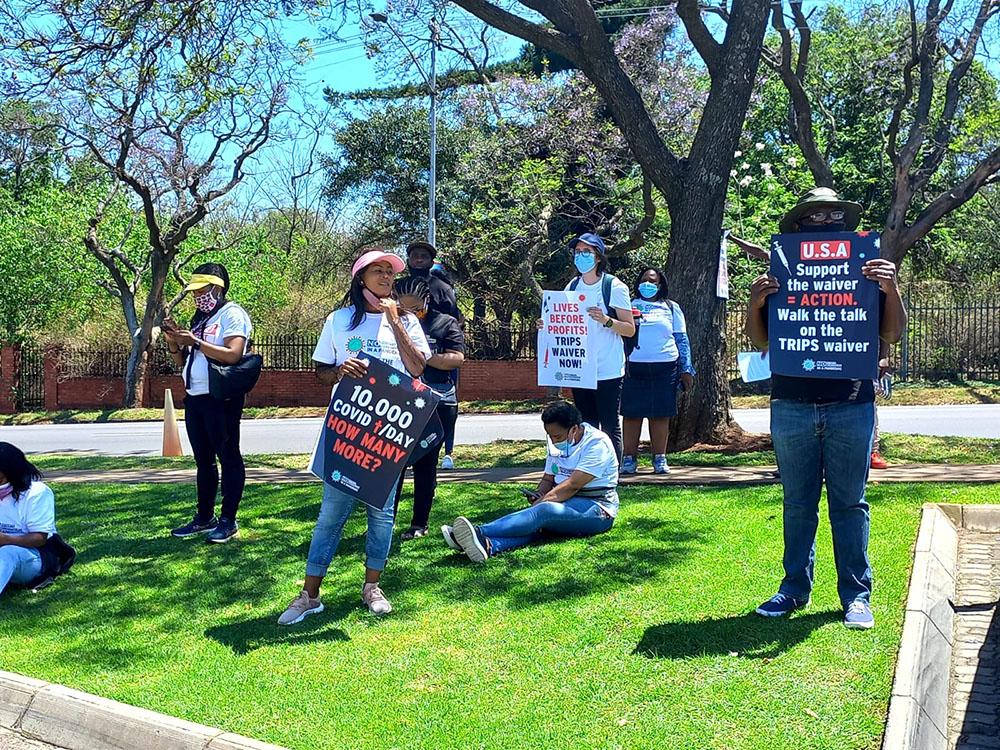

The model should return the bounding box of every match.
[0,729,54,750]
[2,404,998,456]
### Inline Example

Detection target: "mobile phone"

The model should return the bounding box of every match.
[520,488,540,502]
[162,317,178,332]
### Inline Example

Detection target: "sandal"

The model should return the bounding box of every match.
[400,526,429,541]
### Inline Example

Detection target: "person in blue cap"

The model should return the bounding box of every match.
[561,232,635,462]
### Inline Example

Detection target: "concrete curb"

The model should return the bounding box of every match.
[0,670,287,750]
[882,503,1000,750]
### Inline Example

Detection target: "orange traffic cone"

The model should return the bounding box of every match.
[162,388,183,457]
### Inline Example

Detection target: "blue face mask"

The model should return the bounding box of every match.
[574,252,596,274]
[638,282,658,299]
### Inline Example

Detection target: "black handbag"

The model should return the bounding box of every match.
[208,353,263,400]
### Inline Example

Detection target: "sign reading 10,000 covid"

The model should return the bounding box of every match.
[309,356,441,509]
[767,231,880,380]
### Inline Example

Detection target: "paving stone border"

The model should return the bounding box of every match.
[0,670,287,750]
[882,504,1000,750]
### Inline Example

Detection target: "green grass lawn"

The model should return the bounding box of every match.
[3,480,996,749]
[28,432,1000,474]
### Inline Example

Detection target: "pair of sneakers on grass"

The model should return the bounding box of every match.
[755,592,874,630]
[171,516,238,544]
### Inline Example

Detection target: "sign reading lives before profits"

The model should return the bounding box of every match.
[537,291,597,389]
[310,356,440,509]
[767,231,880,380]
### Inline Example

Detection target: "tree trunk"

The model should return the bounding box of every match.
[123,251,171,407]
[666,191,740,450]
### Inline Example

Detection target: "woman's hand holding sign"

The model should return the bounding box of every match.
[338,358,369,381]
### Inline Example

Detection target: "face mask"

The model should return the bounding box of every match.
[574,253,596,274]
[361,287,383,309]
[638,282,658,299]
[551,427,578,455]
[194,290,219,313]
[0,483,12,501]
[409,266,430,277]
[801,222,846,233]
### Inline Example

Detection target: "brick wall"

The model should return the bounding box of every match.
[0,347,548,412]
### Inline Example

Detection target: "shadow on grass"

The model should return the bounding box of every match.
[205,608,352,655]
[633,610,841,660]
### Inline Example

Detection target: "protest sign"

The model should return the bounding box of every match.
[309,356,441,509]
[767,231,880,380]
[537,291,597,389]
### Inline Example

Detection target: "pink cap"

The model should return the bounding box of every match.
[351,249,406,278]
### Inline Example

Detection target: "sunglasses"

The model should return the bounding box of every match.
[805,209,846,222]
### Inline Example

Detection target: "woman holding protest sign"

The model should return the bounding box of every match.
[393,276,465,540]
[539,233,634,463]
[619,267,695,475]
[279,249,431,623]
[164,263,253,545]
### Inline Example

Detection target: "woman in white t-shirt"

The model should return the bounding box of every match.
[620,267,695,476]
[163,263,253,545]
[444,401,618,562]
[542,233,635,462]
[0,443,56,594]
[278,249,431,625]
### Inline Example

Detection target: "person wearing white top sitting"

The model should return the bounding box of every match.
[446,401,618,562]
[164,262,253,544]
[620,267,696,476]
[0,443,57,594]
[278,249,432,624]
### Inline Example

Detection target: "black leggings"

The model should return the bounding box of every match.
[571,378,623,462]
[394,402,457,528]
[184,393,246,522]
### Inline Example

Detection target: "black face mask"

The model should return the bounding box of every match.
[409,266,430,277]
[800,222,846,233]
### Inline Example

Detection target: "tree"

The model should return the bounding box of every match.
[0,0,304,405]
[408,0,773,447]
[766,0,1000,264]
[0,100,61,199]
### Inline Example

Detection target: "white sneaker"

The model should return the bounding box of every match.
[441,524,461,551]
[277,589,324,626]
[362,583,393,615]
[653,454,671,474]
[441,454,455,470]
[452,516,489,563]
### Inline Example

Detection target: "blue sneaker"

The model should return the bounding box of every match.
[755,592,809,617]
[621,455,638,475]
[844,600,875,630]
[653,454,670,474]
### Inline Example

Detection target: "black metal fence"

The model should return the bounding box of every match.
[7,296,1000,410]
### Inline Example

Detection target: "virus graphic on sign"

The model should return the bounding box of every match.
[414,397,426,409]
[388,373,401,386]
[802,358,817,372]
[332,470,342,482]
[347,337,363,353]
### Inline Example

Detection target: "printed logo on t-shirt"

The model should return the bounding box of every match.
[204,323,220,336]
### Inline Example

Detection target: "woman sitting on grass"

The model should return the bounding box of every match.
[0,443,59,594]
[444,401,619,562]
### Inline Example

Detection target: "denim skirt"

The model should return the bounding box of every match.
[620,360,680,418]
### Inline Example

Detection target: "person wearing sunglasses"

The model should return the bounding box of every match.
[744,187,906,632]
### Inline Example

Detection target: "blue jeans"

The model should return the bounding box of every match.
[305,483,396,576]
[0,545,43,594]
[481,498,615,555]
[770,399,875,607]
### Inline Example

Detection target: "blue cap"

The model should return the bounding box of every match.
[573,232,606,255]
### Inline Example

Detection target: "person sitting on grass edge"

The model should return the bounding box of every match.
[445,400,618,562]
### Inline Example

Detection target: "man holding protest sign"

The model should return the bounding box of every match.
[745,188,906,631]
[278,250,432,624]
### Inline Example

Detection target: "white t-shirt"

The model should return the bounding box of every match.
[183,303,253,396]
[0,481,56,538]
[563,274,631,380]
[629,298,687,363]
[545,423,620,517]
[312,307,432,376]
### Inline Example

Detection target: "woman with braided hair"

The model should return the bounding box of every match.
[393,275,465,540]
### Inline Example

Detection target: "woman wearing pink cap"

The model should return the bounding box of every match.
[279,249,431,623]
